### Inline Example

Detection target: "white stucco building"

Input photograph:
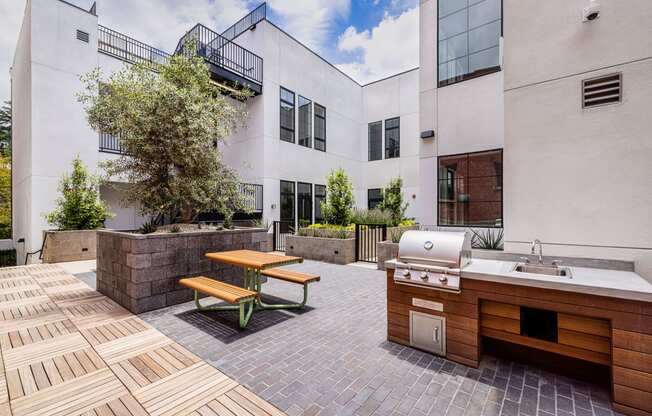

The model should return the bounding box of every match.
[10,0,652,279]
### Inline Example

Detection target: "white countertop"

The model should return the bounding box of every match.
[386,258,652,302]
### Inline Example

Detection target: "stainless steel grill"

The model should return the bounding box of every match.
[393,230,472,293]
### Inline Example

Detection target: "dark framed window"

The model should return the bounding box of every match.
[385,117,400,159]
[314,184,326,223]
[297,182,313,227]
[368,121,382,161]
[437,149,503,227]
[280,87,295,143]
[280,180,295,223]
[368,188,383,210]
[298,96,312,148]
[438,0,502,87]
[314,103,326,151]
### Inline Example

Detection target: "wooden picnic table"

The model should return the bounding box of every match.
[205,249,305,311]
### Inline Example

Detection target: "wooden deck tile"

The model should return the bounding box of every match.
[10,367,127,416]
[0,264,287,416]
[134,362,238,416]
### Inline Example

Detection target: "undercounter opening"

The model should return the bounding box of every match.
[520,306,558,342]
[482,338,611,388]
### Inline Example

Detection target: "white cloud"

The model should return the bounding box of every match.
[336,6,419,84]
[0,0,28,103]
[0,0,252,103]
[266,0,350,53]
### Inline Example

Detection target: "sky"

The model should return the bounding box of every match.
[0,0,420,104]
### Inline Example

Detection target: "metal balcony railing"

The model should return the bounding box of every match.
[98,132,124,154]
[221,3,266,41]
[98,25,170,67]
[240,183,263,212]
[175,24,263,91]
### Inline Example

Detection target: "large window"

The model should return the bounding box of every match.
[297,182,313,227]
[298,96,312,148]
[385,117,400,159]
[368,189,383,210]
[280,87,295,143]
[314,103,326,151]
[438,149,503,227]
[438,0,502,87]
[314,185,326,223]
[368,121,382,161]
[280,180,295,223]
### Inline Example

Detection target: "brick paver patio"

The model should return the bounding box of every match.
[115,260,620,416]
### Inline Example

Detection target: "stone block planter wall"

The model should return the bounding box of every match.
[377,241,399,270]
[43,230,97,263]
[285,235,355,265]
[96,228,270,313]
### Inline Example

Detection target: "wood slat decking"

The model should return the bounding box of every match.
[0,263,287,416]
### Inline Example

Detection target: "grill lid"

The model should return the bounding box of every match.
[398,230,472,271]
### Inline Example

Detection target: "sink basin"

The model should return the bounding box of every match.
[512,263,572,278]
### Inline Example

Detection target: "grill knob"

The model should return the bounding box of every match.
[420,272,428,280]
[402,269,411,278]
[438,275,448,284]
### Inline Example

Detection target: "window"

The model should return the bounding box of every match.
[385,117,400,159]
[297,182,313,227]
[438,149,503,227]
[314,185,326,223]
[314,103,326,151]
[368,189,383,210]
[280,87,295,143]
[368,121,382,161]
[438,0,502,87]
[280,180,295,223]
[298,96,312,147]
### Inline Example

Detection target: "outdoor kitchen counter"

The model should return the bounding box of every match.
[385,258,652,416]
[460,258,652,302]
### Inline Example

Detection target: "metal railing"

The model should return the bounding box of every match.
[240,183,263,212]
[221,3,266,41]
[98,132,124,154]
[273,221,294,252]
[176,24,263,86]
[98,25,170,67]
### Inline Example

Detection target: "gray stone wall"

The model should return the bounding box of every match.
[43,230,97,263]
[96,228,271,313]
[285,235,355,265]
[377,241,399,270]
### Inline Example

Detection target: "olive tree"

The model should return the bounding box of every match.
[78,51,251,223]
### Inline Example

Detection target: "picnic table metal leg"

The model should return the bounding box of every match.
[239,299,254,328]
[193,290,239,311]
[256,282,310,310]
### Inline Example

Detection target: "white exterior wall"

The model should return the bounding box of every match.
[418,0,505,227]
[503,0,652,279]
[228,21,421,224]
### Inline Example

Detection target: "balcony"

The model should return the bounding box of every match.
[175,24,263,95]
[98,25,170,67]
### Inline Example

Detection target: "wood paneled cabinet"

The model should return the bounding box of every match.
[386,268,652,416]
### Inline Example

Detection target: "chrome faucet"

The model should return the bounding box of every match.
[531,239,543,264]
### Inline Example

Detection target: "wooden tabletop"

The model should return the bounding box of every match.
[205,250,303,270]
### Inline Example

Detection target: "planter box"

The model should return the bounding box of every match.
[42,230,97,263]
[285,235,355,265]
[96,228,270,313]
[377,241,399,270]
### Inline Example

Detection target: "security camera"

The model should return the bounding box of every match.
[583,0,600,22]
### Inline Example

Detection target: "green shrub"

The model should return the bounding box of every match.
[46,156,112,230]
[301,223,352,239]
[378,177,408,226]
[321,168,354,226]
[471,228,504,250]
[350,208,392,225]
[139,219,157,234]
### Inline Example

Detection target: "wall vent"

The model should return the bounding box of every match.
[582,73,622,108]
[76,29,90,43]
